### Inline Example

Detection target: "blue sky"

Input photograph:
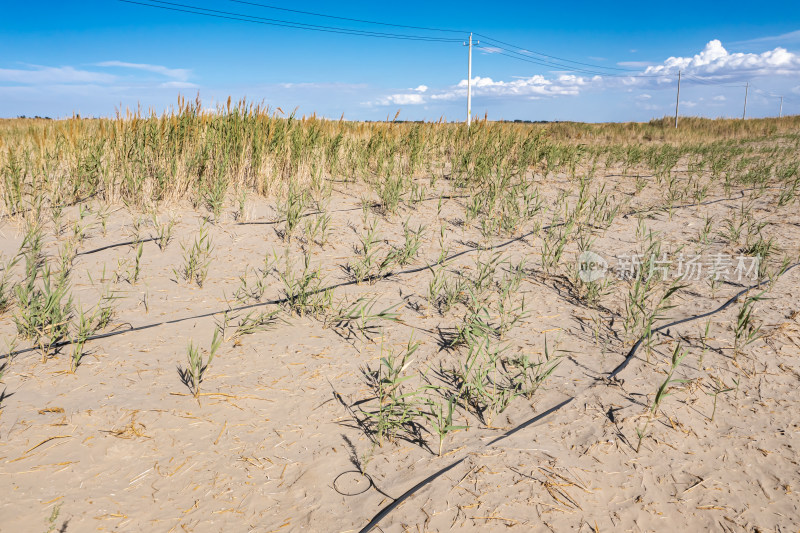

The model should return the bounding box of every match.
[2,0,800,121]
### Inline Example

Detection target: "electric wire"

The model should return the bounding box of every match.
[475,45,665,78]
[119,0,793,108]
[682,73,748,88]
[119,0,463,42]
[228,0,466,34]
[225,0,658,77]
[475,33,641,73]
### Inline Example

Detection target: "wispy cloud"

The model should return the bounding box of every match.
[731,30,800,46]
[95,61,191,81]
[0,61,196,88]
[278,82,368,90]
[0,65,115,85]
[617,61,654,68]
[159,81,199,89]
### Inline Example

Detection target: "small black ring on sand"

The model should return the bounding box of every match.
[334,471,374,496]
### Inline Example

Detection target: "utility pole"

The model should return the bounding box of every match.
[779,96,783,118]
[464,33,478,127]
[742,82,748,120]
[674,70,681,129]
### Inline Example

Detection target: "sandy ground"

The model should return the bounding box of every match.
[1,165,799,532]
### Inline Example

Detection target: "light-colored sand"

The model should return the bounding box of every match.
[1,167,799,532]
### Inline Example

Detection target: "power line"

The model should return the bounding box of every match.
[119,0,463,42]
[478,44,756,85]
[235,1,771,90]
[128,0,660,75]
[228,0,647,77]
[475,46,665,78]
[474,33,640,73]
[121,0,793,116]
[475,46,600,74]
[124,0,751,83]
[682,73,747,88]
[228,0,466,34]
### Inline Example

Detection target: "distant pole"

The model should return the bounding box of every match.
[674,70,681,129]
[779,96,783,118]
[468,33,472,127]
[742,82,748,120]
[464,33,478,127]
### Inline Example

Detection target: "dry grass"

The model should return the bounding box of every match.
[0,101,799,531]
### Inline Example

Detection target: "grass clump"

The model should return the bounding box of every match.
[635,342,688,453]
[425,394,466,456]
[508,336,563,399]
[362,337,425,447]
[278,182,308,242]
[733,292,764,358]
[180,329,222,397]
[176,224,214,287]
[14,230,74,361]
[279,253,332,317]
[328,296,399,339]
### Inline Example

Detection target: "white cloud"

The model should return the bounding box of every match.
[636,102,661,111]
[278,82,368,90]
[429,74,600,102]
[618,61,654,68]
[95,61,191,81]
[642,40,800,80]
[0,65,115,85]
[376,93,426,105]
[732,30,800,46]
[0,61,197,90]
[159,81,199,89]
[367,39,800,114]
[367,87,432,106]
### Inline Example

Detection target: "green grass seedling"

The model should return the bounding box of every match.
[636,342,689,453]
[278,183,307,242]
[154,215,175,251]
[363,337,423,446]
[510,336,563,399]
[733,292,764,358]
[279,253,332,317]
[426,394,466,456]
[329,297,400,339]
[176,225,214,287]
[706,375,734,421]
[181,329,222,398]
[45,503,62,533]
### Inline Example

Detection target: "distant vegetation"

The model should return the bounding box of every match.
[1,97,798,215]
